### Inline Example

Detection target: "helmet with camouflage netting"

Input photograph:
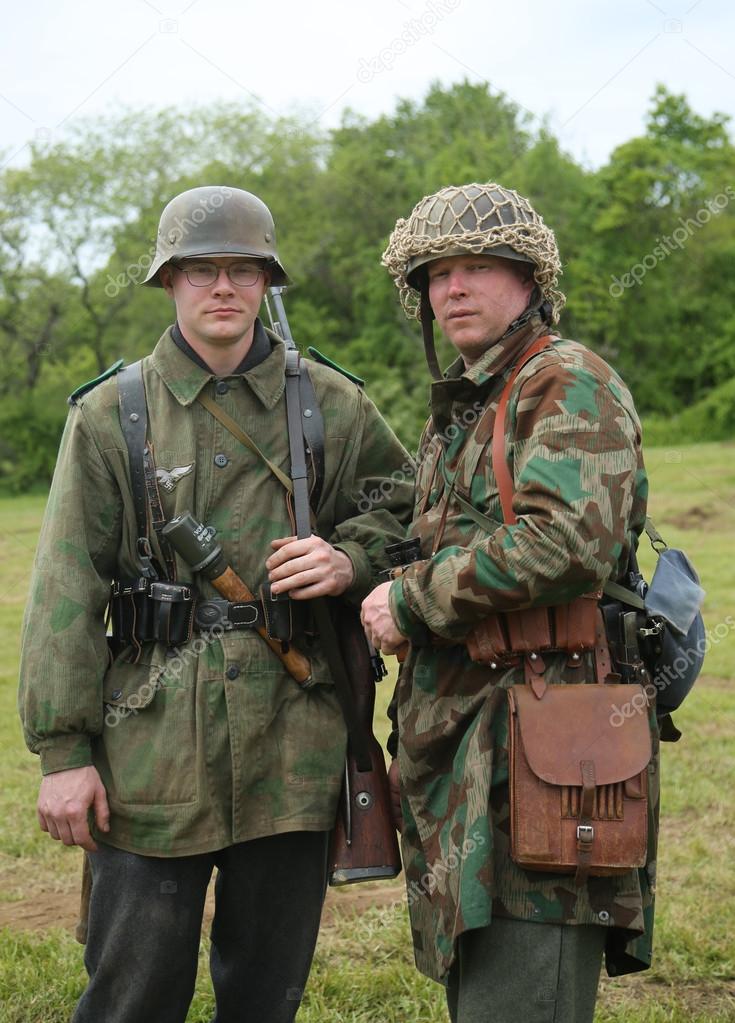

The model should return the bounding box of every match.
[143,185,289,287]
[382,182,565,323]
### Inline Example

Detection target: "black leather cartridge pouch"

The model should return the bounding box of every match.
[110,577,153,651]
[149,581,195,647]
[260,582,293,646]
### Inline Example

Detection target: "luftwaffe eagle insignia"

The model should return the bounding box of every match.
[156,463,194,492]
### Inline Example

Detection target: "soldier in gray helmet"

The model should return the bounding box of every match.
[362,183,658,1023]
[19,185,413,1022]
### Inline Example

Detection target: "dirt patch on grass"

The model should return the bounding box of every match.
[598,974,735,1017]
[0,871,405,937]
[668,505,718,529]
[695,674,732,691]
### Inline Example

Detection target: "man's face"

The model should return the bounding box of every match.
[427,253,535,365]
[160,256,270,349]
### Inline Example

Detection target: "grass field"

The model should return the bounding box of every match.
[0,442,733,1022]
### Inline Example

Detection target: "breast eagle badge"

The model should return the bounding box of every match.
[156,463,194,492]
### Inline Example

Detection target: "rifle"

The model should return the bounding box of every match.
[266,286,401,885]
[161,511,313,687]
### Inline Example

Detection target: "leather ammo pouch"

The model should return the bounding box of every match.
[110,578,195,650]
[507,679,651,884]
[467,594,599,666]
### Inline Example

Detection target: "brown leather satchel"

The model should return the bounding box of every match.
[508,678,651,884]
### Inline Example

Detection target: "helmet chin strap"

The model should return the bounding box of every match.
[419,286,552,380]
[498,292,552,342]
[420,289,443,381]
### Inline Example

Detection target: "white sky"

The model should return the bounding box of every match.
[1,0,734,173]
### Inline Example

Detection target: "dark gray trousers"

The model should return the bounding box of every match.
[446,917,607,1023]
[72,831,329,1023]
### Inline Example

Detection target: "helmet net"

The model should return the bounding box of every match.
[382,182,565,322]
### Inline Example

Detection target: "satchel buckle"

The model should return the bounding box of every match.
[576,824,594,843]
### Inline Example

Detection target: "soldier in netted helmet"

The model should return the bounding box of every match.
[362,183,656,1023]
[19,185,413,1023]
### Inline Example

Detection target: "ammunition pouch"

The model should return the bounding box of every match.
[466,593,600,669]
[110,578,196,652]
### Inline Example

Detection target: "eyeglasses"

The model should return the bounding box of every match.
[172,260,265,287]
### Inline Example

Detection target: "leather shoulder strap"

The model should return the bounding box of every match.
[117,361,156,579]
[492,335,556,525]
[299,365,325,513]
[284,349,312,540]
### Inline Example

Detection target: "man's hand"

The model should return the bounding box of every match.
[361,581,406,654]
[37,765,110,852]
[388,757,403,833]
[267,535,355,599]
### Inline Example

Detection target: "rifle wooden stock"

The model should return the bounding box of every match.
[210,565,312,686]
[328,604,401,886]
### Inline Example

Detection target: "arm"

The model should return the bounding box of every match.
[390,357,645,642]
[19,401,122,845]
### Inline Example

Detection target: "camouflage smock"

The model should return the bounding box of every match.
[387,315,658,983]
[19,325,414,856]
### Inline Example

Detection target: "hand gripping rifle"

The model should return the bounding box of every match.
[266,286,401,885]
[162,511,313,687]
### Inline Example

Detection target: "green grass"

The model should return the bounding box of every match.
[1,443,734,1022]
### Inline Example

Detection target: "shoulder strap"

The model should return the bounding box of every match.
[299,366,325,512]
[117,361,156,579]
[284,349,313,539]
[492,335,556,525]
[306,346,364,387]
[69,358,124,406]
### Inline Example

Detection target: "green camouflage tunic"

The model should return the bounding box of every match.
[388,315,658,983]
[19,325,413,856]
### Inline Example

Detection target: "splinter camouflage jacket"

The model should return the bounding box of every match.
[19,324,413,856]
[387,313,658,983]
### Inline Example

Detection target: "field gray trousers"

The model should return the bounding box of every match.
[446,917,607,1023]
[72,831,329,1023]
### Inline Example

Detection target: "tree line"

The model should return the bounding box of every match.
[1,80,734,491]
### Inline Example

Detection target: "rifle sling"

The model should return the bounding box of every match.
[283,348,372,773]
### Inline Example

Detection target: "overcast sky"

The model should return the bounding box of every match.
[1,0,733,174]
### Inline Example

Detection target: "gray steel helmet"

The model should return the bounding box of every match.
[382,182,564,322]
[142,185,289,287]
